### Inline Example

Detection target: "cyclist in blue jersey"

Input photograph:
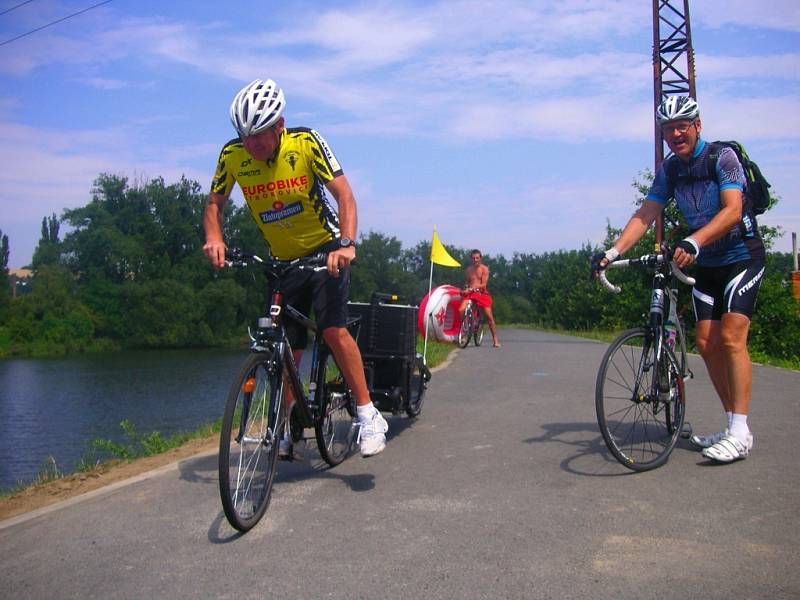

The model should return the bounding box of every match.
[591,96,765,464]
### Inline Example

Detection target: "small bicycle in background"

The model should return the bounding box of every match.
[218,250,359,532]
[595,248,695,471]
[457,289,486,348]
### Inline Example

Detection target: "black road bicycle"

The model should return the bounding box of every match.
[218,251,359,532]
[595,249,695,471]
[457,290,485,348]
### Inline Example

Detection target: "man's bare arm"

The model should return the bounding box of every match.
[324,174,357,276]
[203,192,229,269]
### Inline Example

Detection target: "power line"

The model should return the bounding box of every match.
[0,0,113,47]
[0,0,37,17]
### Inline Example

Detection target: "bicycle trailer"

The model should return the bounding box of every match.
[348,292,429,417]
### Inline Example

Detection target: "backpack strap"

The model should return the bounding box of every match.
[704,141,724,182]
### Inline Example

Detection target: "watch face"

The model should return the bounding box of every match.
[340,237,353,248]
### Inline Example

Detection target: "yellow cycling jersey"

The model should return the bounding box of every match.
[211,127,344,260]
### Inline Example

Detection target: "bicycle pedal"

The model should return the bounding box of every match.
[680,421,693,439]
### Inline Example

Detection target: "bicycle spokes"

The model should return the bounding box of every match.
[596,328,686,471]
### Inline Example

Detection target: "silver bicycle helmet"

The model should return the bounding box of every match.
[655,96,699,124]
[229,79,286,137]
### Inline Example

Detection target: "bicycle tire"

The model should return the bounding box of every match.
[473,316,485,346]
[219,352,284,532]
[595,327,685,472]
[457,310,472,348]
[405,355,430,418]
[674,316,689,378]
[314,349,356,466]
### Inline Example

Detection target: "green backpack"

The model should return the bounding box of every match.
[667,140,773,215]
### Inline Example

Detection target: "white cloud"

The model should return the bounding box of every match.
[701,95,800,140]
[358,177,636,257]
[0,119,210,267]
[693,1,800,31]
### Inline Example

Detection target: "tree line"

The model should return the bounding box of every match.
[0,173,797,364]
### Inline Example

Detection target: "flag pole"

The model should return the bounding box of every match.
[424,225,461,364]
[423,227,436,364]
[423,255,434,364]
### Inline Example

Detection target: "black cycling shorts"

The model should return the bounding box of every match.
[275,264,350,350]
[691,258,765,322]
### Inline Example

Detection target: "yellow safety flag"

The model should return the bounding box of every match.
[430,228,461,267]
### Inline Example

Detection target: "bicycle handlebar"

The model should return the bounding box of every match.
[225,250,328,273]
[598,254,696,294]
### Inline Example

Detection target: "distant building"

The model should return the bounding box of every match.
[8,269,32,299]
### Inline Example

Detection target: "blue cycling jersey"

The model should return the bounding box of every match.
[647,138,764,267]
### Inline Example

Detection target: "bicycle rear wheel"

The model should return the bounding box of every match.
[314,350,356,466]
[457,310,472,348]
[473,317,485,346]
[405,354,431,418]
[219,352,284,532]
[595,327,685,471]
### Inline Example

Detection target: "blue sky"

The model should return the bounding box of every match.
[1,0,798,269]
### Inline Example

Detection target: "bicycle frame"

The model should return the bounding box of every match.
[601,253,693,380]
[239,252,354,432]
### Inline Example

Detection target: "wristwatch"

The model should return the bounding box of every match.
[339,237,356,249]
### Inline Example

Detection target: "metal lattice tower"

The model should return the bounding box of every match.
[652,0,697,243]
[652,0,697,170]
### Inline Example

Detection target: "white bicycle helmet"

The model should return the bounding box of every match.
[655,96,699,124]
[229,79,286,137]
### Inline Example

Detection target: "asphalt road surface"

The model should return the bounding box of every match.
[2,329,799,599]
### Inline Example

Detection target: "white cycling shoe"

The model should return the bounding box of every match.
[702,433,754,463]
[359,410,388,457]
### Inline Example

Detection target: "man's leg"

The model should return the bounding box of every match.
[718,313,753,417]
[279,350,304,458]
[482,306,501,347]
[323,326,388,457]
[695,320,733,413]
[699,313,755,461]
[322,326,370,406]
[458,298,469,318]
[691,319,734,449]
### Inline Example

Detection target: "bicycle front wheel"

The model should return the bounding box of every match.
[457,311,472,348]
[595,327,685,472]
[219,352,284,532]
[314,350,356,466]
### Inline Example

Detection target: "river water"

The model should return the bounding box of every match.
[0,348,252,492]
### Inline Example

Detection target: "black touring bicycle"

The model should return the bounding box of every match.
[218,250,431,532]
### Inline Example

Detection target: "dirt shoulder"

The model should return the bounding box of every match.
[0,435,218,523]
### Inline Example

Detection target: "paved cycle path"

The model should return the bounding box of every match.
[2,329,799,599]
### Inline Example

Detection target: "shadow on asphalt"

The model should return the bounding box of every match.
[185,414,421,542]
[523,421,635,477]
[525,422,722,475]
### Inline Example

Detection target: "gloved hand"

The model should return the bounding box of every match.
[590,248,619,279]
[673,237,699,268]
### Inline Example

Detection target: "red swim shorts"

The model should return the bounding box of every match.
[464,290,493,308]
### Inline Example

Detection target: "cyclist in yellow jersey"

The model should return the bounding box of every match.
[203,79,388,457]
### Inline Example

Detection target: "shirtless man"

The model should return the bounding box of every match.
[459,249,500,348]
